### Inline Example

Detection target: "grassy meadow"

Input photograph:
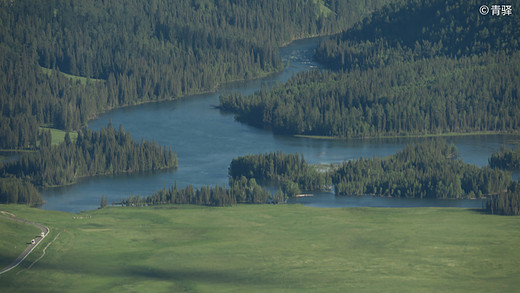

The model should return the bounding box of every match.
[40,66,104,86]
[1,204,519,292]
[39,127,78,146]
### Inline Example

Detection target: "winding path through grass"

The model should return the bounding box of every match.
[0,212,49,275]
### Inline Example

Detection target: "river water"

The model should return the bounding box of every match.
[40,37,518,212]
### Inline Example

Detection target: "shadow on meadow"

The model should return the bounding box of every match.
[12,259,293,290]
[125,265,276,286]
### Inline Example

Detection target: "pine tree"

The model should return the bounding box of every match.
[100,195,108,209]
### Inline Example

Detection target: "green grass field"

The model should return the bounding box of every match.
[39,127,78,146]
[1,204,519,292]
[313,0,333,17]
[40,66,104,86]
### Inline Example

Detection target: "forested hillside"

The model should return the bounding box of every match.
[0,0,397,149]
[220,0,520,138]
[315,0,519,69]
[0,178,42,206]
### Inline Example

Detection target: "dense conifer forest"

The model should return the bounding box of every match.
[120,176,286,207]
[314,0,519,69]
[220,0,520,138]
[0,177,42,206]
[332,140,511,198]
[229,152,330,196]
[489,145,520,171]
[0,122,177,189]
[486,181,520,216]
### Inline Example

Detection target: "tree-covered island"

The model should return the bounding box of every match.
[227,140,512,200]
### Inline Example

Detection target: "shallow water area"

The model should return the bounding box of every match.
[40,37,518,212]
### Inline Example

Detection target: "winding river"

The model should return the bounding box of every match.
[41,37,518,212]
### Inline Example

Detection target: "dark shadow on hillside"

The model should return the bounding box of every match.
[124,265,281,287]
[21,261,293,289]
[467,208,488,215]
[469,208,520,216]
[0,252,17,270]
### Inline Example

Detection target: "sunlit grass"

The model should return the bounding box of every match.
[39,127,77,146]
[1,204,519,292]
[313,0,333,17]
[40,66,104,86]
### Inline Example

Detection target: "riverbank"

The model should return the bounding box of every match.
[295,130,520,141]
[61,35,329,132]
[1,204,519,292]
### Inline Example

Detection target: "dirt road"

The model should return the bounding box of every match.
[0,213,49,275]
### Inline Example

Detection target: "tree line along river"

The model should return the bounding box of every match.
[40,37,518,212]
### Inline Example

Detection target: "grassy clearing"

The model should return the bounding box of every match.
[39,127,78,146]
[310,163,338,173]
[40,66,104,86]
[313,0,333,17]
[1,204,519,292]
[0,127,76,159]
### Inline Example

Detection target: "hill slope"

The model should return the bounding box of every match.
[220,0,520,138]
[1,204,520,292]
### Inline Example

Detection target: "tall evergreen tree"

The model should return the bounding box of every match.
[100,195,108,209]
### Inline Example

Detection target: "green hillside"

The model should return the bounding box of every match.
[1,204,519,292]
